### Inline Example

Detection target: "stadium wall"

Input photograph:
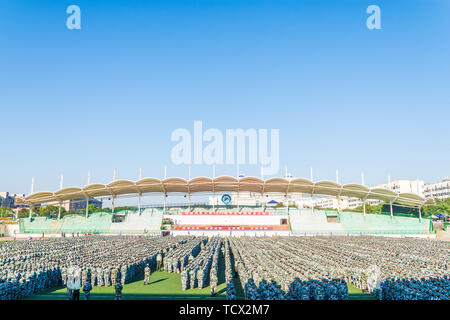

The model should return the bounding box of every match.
[0,223,19,237]
[16,206,434,237]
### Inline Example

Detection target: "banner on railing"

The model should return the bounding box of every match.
[174,225,290,231]
[181,211,269,216]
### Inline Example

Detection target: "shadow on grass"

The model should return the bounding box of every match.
[216,287,226,295]
[217,249,226,286]
[149,278,168,285]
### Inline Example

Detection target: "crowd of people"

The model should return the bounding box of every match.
[227,236,449,300]
[377,276,449,300]
[0,235,448,300]
[180,238,222,290]
[163,237,205,273]
[0,235,186,300]
[223,239,237,300]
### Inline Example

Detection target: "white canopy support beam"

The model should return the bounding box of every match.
[163,194,167,214]
[363,200,367,217]
[58,202,62,220]
[390,201,394,218]
[138,193,142,215]
[111,196,115,214]
[188,193,191,212]
[310,177,315,214]
[362,192,370,218]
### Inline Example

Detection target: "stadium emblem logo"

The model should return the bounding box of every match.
[221,194,232,205]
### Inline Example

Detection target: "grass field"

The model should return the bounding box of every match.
[347,284,376,300]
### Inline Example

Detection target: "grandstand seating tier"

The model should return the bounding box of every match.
[18,206,431,236]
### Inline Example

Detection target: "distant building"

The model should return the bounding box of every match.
[313,197,381,210]
[423,178,450,201]
[375,179,424,197]
[0,192,26,208]
[61,198,103,212]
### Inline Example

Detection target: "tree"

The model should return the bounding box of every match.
[35,205,67,218]
[88,204,103,213]
[349,203,384,214]
[17,208,30,218]
[422,198,450,218]
[0,207,13,218]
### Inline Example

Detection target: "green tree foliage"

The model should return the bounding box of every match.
[345,203,384,214]
[422,198,450,218]
[101,206,137,213]
[87,204,103,213]
[0,207,13,217]
[18,208,29,218]
[38,205,67,218]
[344,201,442,218]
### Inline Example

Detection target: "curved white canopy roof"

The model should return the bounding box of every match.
[15,176,431,208]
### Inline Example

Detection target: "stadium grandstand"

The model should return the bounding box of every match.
[14,176,435,237]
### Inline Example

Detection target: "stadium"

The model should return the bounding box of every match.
[2,0,450,305]
[12,176,435,237]
[0,175,448,301]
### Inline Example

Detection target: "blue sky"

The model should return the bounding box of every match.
[1,0,449,197]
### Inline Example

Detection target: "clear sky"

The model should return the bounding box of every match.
[1,0,450,197]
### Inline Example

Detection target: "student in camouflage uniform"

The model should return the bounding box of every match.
[82,279,92,300]
[114,282,123,300]
[144,265,151,285]
[210,270,218,297]
[156,252,163,271]
[111,267,118,286]
[105,268,111,287]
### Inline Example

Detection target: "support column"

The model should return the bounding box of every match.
[85,198,89,218]
[390,201,393,218]
[311,193,314,214]
[237,192,240,212]
[58,203,62,220]
[163,194,167,214]
[138,193,142,215]
[419,206,422,222]
[112,197,115,214]
[29,206,33,219]
[363,200,367,217]
[188,194,191,212]
[337,196,341,214]
[286,194,290,215]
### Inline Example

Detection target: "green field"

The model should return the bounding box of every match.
[347,284,376,300]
